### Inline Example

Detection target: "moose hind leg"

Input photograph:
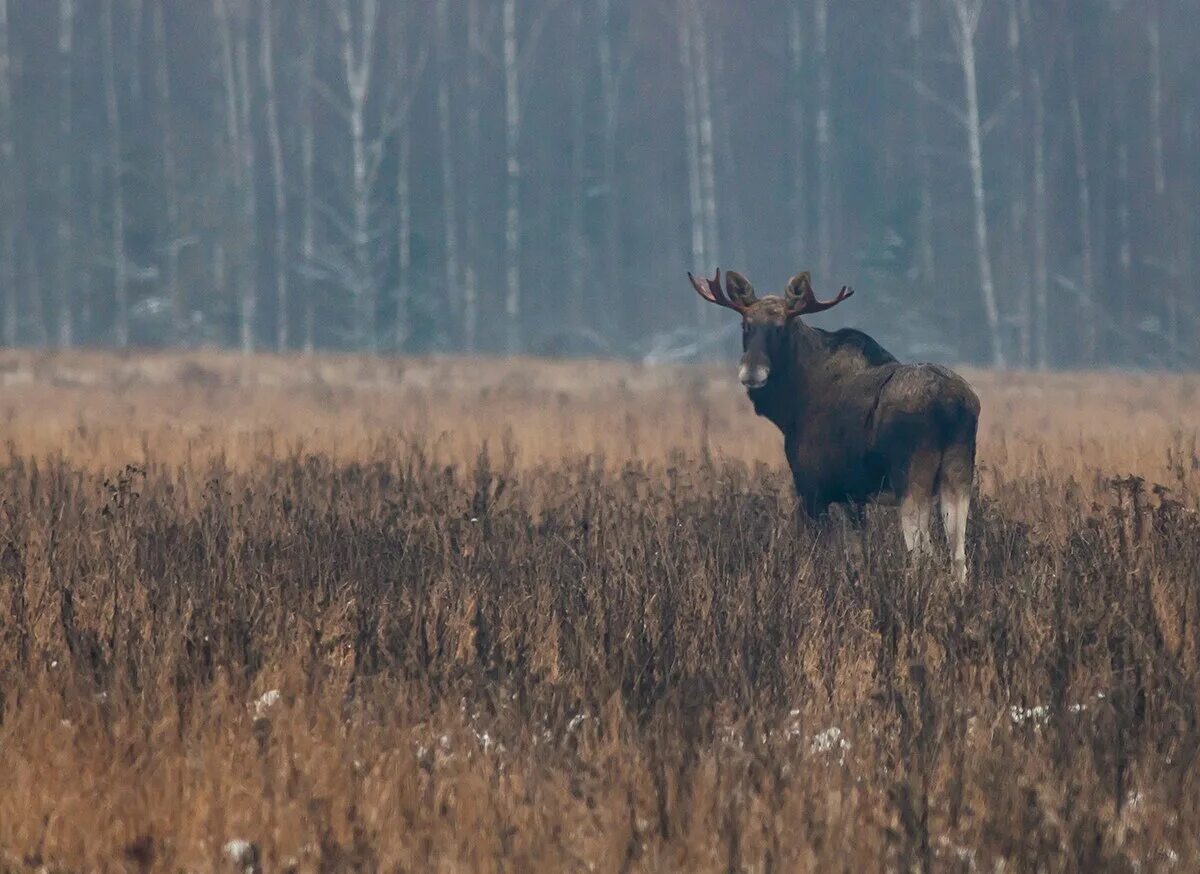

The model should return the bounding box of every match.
[898,446,938,555]
[938,444,974,583]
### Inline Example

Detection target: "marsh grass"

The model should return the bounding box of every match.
[1,352,1199,871]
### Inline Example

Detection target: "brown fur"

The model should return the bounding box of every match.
[697,272,980,574]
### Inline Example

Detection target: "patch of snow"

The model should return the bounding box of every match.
[251,689,281,719]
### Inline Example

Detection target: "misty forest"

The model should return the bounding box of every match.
[0,0,1196,367]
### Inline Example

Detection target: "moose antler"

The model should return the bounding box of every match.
[688,268,751,313]
[784,272,854,318]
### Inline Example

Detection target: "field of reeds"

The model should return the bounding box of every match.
[2,350,1200,872]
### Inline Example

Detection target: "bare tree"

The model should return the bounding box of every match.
[946,0,1004,367]
[435,0,461,342]
[1020,0,1049,368]
[1005,0,1029,364]
[1147,0,1166,197]
[567,2,588,331]
[300,0,317,354]
[458,0,483,351]
[336,0,380,350]
[814,0,833,279]
[910,0,936,285]
[233,1,257,352]
[597,0,620,331]
[57,0,75,347]
[260,0,288,351]
[0,0,17,345]
[502,0,521,353]
[679,1,706,322]
[152,0,181,340]
[1067,38,1096,364]
[101,0,129,348]
[788,2,808,268]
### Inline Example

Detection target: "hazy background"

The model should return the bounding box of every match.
[1,0,1196,367]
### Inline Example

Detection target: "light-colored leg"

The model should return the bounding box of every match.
[940,488,970,583]
[900,493,933,554]
[899,446,939,557]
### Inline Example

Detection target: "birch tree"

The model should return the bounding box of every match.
[56,0,75,347]
[152,0,181,339]
[101,0,129,348]
[814,0,833,280]
[259,0,288,350]
[434,0,461,343]
[502,0,521,353]
[0,0,16,345]
[1067,38,1096,364]
[946,0,1004,367]
[336,0,380,350]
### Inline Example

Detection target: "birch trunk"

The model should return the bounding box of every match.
[300,0,316,354]
[1030,73,1048,367]
[57,0,75,347]
[461,0,481,351]
[1147,1,1165,196]
[101,0,129,349]
[567,3,587,331]
[679,2,705,323]
[597,0,619,326]
[502,0,522,354]
[337,0,379,351]
[1067,39,1096,365]
[788,2,808,266]
[233,3,257,354]
[395,129,411,350]
[692,4,719,274]
[152,0,181,340]
[260,0,288,351]
[814,0,833,279]
[950,0,1004,367]
[1006,0,1029,364]
[435,0,461,338]
[911,0,936,285]
[0,0,17,344]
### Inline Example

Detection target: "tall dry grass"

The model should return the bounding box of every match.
[1,351,1199,871]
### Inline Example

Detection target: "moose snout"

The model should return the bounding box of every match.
[738,361,769,389]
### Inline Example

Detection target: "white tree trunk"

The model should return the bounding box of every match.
[435,0,461,340]
[461,0,481,351]
[1006,0,1029,365]
[395,130,411,350]
[153,0,182,341]
[692,4,719,274]
[911,0,936,285]
[814,0,833,279]
[101,0,129,349]
[597,0,619,328]
[502,0,521,354]
[338,0,379,351]
[233,3,257,354]
[788,2,808,267]
[679,2,705,323]
[1067,40,1096,365]
[300,0,317,355]
[567,3,587,331]
[1147,1,1166,196]
[951,0,1004,367]
[57,0,75,348]
[260,0,288,351]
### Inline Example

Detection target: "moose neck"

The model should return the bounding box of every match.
[746,319,826,432]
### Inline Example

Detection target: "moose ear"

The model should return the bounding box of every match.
[785,272,813,307]
[724,271,757,308]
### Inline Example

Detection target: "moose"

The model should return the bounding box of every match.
[689,268,980,581]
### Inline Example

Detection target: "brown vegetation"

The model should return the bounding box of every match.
[2,351,1200,871]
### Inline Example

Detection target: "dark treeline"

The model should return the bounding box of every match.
[1,0,1196,366]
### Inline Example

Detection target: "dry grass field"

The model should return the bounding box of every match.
[2,350,1200,872]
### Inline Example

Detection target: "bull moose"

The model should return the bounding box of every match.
[689,268,980,581]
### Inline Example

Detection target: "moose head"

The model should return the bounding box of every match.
[688,269,854,389]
